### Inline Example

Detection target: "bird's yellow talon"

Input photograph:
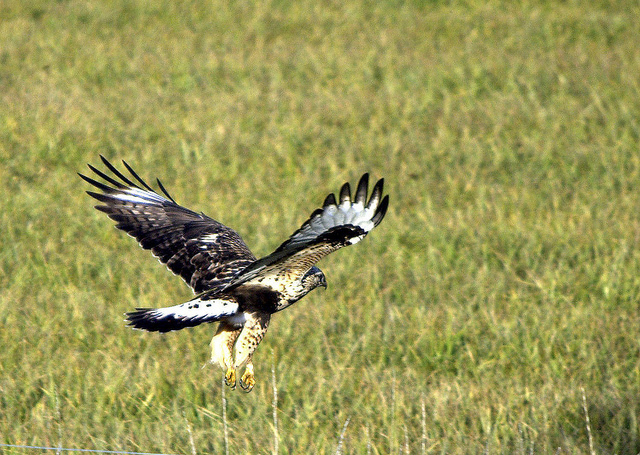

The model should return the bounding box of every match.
[240,370,256,392]
[225,368,236,389]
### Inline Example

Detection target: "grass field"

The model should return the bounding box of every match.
[2,0,640,453]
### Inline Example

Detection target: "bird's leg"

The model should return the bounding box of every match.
[210,322,242,389]
[240,359,255,391]
[225,367,237,389]
[234,312,270,393]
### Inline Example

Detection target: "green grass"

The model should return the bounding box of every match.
[2,0,640,453]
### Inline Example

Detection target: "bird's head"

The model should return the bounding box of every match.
[302,266,327,292]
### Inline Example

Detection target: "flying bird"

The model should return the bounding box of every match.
[79,156,388,392]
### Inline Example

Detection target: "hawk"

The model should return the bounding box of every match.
[80,156,388,392]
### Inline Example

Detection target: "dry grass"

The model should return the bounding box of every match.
[1,0,640,453]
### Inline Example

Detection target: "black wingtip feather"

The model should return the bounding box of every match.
[323,193,337,207]
[156,178,176,203]
[339,182,351,203]
[100,155,138,188]
[122,159,154,193]
[80,173,115,193]
[367,178,384,209]
[88,163,129,190]
[82,157,178,204]
[371,194,389,227]
[78,172,93,185]
[355,173,369,204]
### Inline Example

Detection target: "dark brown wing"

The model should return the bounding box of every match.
[79,156,256,294]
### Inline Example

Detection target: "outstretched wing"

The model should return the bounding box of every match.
[126,295,240,333]
[226,174,388,290]
[79,156,256,294]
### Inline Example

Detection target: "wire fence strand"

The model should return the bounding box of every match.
[0,443,179,455]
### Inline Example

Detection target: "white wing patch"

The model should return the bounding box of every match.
[149,297,239,320]
[111,187,167,205]
[275,174,386,252]
[347,234,366,245]
[223,174,388,292]
[126,297,240,332]
[200,233,220,244]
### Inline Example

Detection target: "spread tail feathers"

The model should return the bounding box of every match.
[126,297,239,332]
